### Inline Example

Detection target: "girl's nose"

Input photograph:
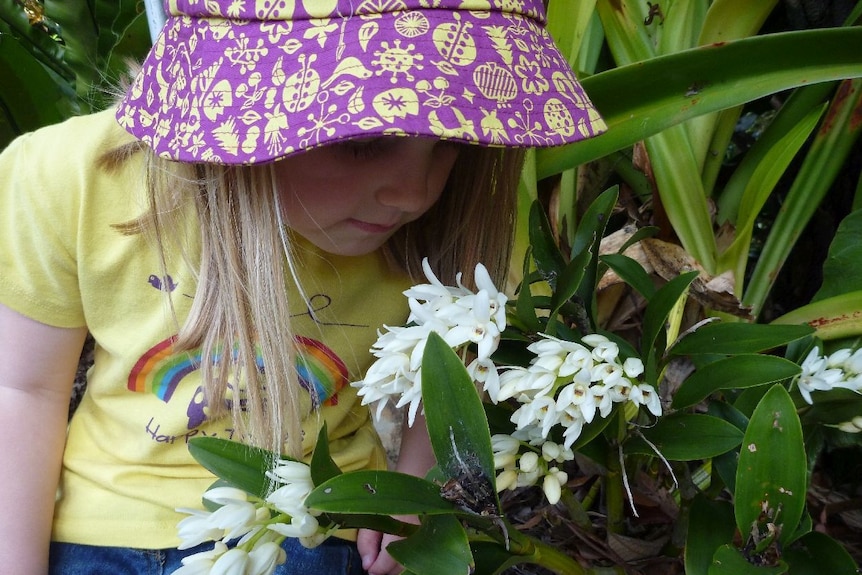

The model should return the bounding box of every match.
[374,139,452,213]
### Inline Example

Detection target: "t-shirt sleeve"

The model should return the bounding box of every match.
[0,123,86,327]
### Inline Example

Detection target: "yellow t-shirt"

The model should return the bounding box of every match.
[0,109,412,548]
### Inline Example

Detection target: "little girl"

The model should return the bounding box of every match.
[0,0,605,573]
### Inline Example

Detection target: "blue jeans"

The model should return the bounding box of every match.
[49,537,365,574]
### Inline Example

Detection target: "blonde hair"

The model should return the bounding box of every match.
[116,143,524,458]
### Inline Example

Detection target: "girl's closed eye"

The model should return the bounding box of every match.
[338,137,390,159]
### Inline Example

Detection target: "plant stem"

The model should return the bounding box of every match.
[507,527,589,575]
[605,441,625,535]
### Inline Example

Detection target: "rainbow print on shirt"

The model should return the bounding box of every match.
[127,335,348,407]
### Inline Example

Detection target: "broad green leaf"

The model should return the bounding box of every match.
[306,470,456,515]
[772,291,862,341]
[641,271,699,357]
[685,495,736,575]
[672,355,801,409]
[745,78,862,316]
[188,437,273,499]
[812,209,862,302]
[782,531,860,575]
[528,202,565,289]
[717,101,826,286]
[514,247,542,333]
[0,0,73,81]
[0,33,74,146]
[735,385,807,547]
[645,122,717,272]
[536,28,862,179]
[421,332,496,487]
[572,186,618,323]
[471,541,521,575]
[716,82,835,225]
[708,544,787,575]
[600,253,656,299]
[388,515,473,575]
[669,322,814,356]
[625,413,743,460]
[548,247,591,324]
[309,424,342,485]
[707,400,750,493]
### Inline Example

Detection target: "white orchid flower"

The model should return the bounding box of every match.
[209,547,249,575]
[247,542,287,575]
[172,542,229,575]
[175,509,225,550]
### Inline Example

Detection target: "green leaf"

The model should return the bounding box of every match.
[735,385,807,547]
[708,544,787,575]
[0,33,74,145]
[641,271,699,357]
[471,541,521,575]
[669,322,815,356]
[745,78,862,316]
[625,413,743,461]
[685,495,736,575]
[536,28,862,178]
[813,209,862,302]
[387,514,474,575]
[672,355,801,409]
[528,201,565,289]
[309,424,342,485]
[548,246,591,321]
[422,332,496,486]
[707,400,750,493]
[600,253,656,299]
[573,186,619,322]
[188,437,273,499]
[306,470,456,515]
[782,531,860,575]
[772,291,862,341]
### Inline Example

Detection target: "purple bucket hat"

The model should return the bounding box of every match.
[117,0,607,164]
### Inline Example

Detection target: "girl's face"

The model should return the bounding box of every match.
[276,137,460,257]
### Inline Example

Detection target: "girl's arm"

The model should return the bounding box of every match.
[357,412,437,575]
[0,303,87,573]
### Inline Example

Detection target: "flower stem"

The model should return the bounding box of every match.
[506,527,588,575]
[605,442,625,535]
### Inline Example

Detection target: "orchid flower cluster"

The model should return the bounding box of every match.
[795,346,862,433]
[172,459,330,575]
[795,346,862,404]
[352,259,659,504]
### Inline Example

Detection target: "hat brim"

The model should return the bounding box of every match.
[117,7,606,164]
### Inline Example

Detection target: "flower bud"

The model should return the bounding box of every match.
[837,421,861,433]
[496,469,518,491]
[210,548,249,575]
[542,473,562,505]
[494,452,516,469]
[542,442,561,462]
[248,541,287,575]
[519,451,539,473]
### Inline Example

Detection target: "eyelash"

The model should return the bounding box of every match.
[342,138,387,159]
